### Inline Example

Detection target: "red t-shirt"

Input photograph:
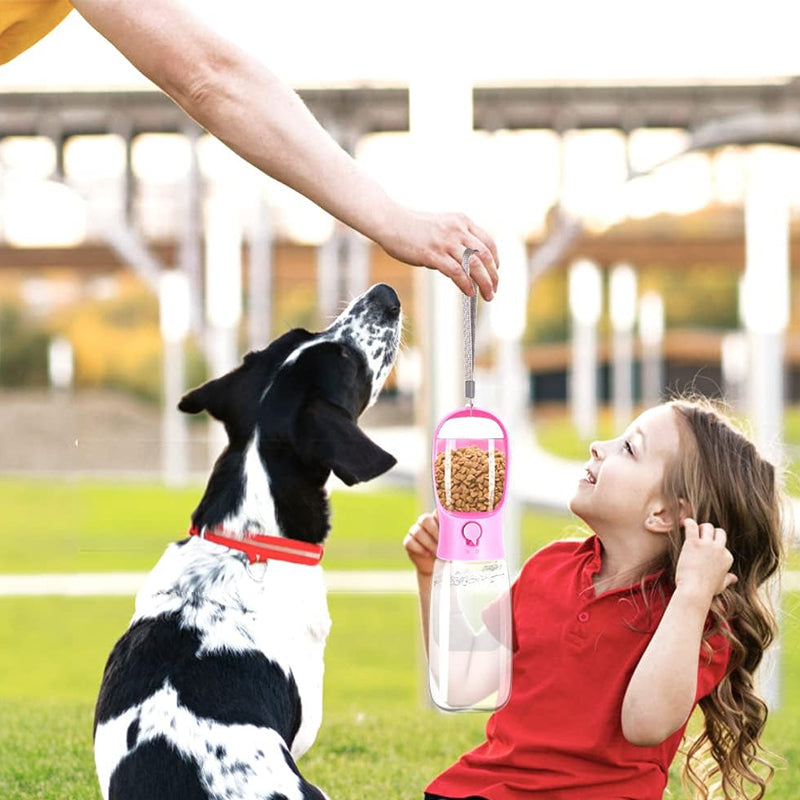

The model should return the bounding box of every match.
[426,536,730,800]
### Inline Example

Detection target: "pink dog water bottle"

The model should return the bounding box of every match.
[427,250,512,712]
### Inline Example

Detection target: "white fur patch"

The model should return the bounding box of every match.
[95,682,309,800]
[131,539,330,759]
[220,433,279,537]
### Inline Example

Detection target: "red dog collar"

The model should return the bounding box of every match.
[188,526,324,566]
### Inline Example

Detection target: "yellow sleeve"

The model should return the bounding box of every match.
[0,0,74,65]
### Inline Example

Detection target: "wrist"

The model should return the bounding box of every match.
[672,582,715,612]
[361,193,404,252]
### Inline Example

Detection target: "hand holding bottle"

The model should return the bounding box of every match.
[404,511,440,578]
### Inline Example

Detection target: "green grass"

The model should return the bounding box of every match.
[1,476,799,799]
[1,592,799,799]
[0,479,573,574]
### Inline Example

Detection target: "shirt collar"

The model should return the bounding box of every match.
[580,534,667,598]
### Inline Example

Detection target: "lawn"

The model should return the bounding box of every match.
[1,592,799,800]
[1,480,798,799]
[0,480,573,574]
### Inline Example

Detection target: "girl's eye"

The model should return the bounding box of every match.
[623,440,634,456]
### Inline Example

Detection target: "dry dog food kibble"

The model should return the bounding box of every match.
[435,445,506,512]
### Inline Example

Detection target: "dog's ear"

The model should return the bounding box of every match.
[294,396,397,485]
[178,373,234,421]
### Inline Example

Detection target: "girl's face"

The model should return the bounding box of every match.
[569,404,682,537]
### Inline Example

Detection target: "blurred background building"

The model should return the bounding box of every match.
[1,0,799,490]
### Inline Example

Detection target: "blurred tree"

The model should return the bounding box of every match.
[0,303,49,387]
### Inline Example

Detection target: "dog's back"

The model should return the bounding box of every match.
[95,541,330,800]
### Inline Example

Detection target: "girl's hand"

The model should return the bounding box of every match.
[403,511,439,577]
[675,518,737,604]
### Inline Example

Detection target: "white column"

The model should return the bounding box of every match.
[569,260,602,441]
[740,146,790,711]
[721,331,748,411]
[409,30,473,506]
[317,228,343,325]
[639,291,665,408]
[48,336,74,391]
[205,185,243,464]
[159,271,191,486]
[609,264,637,430]
[345,228,371,301]
[490,233,529,577]
[246,193,273,351]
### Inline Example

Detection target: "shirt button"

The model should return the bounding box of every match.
[577,611,590,623]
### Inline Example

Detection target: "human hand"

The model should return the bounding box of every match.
[675,518,737,604]
[403,511,440,577]
[377,207,499,301]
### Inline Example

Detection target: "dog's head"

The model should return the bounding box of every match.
[179,283,402,544]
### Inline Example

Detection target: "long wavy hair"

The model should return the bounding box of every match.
[656,398,785,799]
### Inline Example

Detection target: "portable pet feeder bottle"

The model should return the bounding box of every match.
[428,250,513,713]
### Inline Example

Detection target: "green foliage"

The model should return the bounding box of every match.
[0,303,49,387]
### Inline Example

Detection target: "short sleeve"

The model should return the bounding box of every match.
[695,630,731,701]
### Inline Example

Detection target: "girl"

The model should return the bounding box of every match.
[404,398,784,800]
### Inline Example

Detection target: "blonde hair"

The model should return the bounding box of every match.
[657,398,784,799]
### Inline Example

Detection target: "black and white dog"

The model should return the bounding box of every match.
[94,283,402,800]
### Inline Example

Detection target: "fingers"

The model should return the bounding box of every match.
[461,244,499,302]
[681,518,736,596]
[684,519,727,545]
[432,213,499,302]
[403,512,439,560]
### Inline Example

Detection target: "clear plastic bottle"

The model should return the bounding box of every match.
[429,557,512,711]
[429,407,513,712]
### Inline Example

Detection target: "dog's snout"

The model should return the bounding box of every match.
[370,283,401,317]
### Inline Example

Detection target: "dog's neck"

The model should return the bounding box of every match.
[190,432,330,545]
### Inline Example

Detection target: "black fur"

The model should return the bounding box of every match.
[94,284,402,800]
[109,738,208,800]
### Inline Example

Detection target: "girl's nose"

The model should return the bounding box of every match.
[590,441,602,460]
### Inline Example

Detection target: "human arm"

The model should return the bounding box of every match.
[69,0,499,300]
[621,519,737,746]
[404,510,439,655]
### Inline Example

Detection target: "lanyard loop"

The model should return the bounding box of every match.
[462,248,477,406]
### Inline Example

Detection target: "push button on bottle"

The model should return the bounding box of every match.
[461,521,482,546]
[577,611,590,623]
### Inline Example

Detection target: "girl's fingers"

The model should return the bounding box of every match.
[723,572,738,591]
[683,518,699,539]
[406,520,438,555]
[697,522,715,539]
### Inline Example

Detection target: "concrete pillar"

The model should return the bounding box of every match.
[204,185,243,465]
[740,146,790,711]
[246,194,273,351]
[409,32,472,509]
[490,232,529,576]
[609,264,637,430]
[317,227,344,326]
[159,271,191,487]
[639,291,665,408]
[180,126,204,336]
[568,260,602,441]
[48,336,74,392]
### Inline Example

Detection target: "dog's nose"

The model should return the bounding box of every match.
[370,283,401,317]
